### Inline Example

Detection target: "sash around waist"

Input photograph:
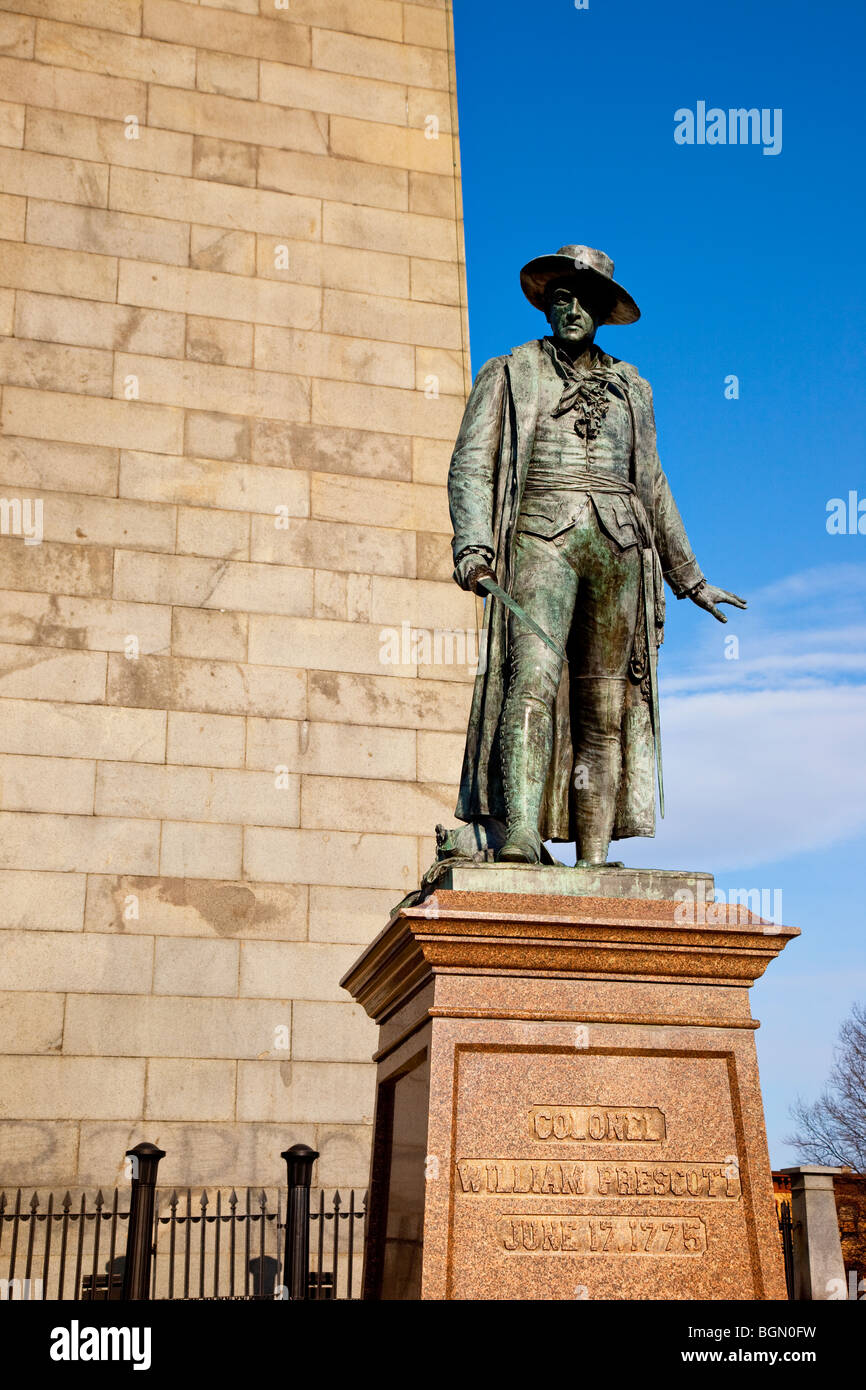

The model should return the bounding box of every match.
[517,476,655,550]
[523,467,634,495]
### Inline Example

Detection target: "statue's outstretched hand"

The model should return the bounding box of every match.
[689,581,748,623]
[454,552,495,593]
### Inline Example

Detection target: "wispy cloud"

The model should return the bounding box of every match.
[627,685,866,869]
[660,562,866,696]
[622,562,866,868]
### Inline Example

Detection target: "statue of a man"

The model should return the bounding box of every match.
[448,246,745,867]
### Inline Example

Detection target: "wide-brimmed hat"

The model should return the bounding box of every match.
[520,244,640,325]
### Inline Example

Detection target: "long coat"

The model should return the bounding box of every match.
[448,338,704,843]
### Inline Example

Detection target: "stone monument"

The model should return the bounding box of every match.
[342,247,796,1300]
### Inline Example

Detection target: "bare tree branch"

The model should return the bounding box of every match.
[785,1002,866,1170]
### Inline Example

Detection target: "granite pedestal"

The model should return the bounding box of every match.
[341,868,798,1301]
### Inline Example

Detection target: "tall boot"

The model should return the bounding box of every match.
[497,696,551,864]
[574,741,618,864]
[574,678,624,866]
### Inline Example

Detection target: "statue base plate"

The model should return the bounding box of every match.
[434,862,713,901]
[341,885,798,1301]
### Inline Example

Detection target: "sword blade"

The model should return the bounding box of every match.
[478,576,566,661]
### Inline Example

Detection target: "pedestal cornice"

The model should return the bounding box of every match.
[341,890,799,1026]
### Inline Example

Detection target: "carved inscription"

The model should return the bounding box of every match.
[499,1214,707,1255]
[456,1160,740,1199]
[456,1101,730,1257]
[529,1105,666,1141]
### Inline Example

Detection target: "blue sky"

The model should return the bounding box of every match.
[452,0,866,1165]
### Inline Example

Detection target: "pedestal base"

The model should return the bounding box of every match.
[341,882,798,1301]
[434,863,713,901]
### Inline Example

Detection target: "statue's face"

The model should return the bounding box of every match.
[545,278,600,344]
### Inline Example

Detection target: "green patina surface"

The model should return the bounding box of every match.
[445,250,746,870]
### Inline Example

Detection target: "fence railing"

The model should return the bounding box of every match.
[0,1188,128,1302]
[1,1142,366,1302]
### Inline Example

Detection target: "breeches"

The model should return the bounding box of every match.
[505,513,642,736]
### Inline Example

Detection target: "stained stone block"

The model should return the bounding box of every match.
[107,651,306,719]
[110,167,321,242]
[166,710,246,768]
[1,928,154,993]
[0,698,166,763]
[153,937,240,998]
[236,1058,375,1125]
[311,28,448,90]
[282,0,402,43]
[2,387,184,454]
[0,337,113,396]
[24,107,193,177]
[0,538,113,598]
[150,85,326,155]
[0,811,160,876]
[26,199,190,264]
[0,285,15,332]
[0,1119,79,1186]
[0,243,118,301]
[190,224,255,275]
[0,146,107,207]
[195,50,259,101]
[64,994,288,1059]
[259,147,407,213]
[170,609,248,663]
[0,54,146,125]
[0,1057,145,1120]
[192,134,257,188]
[76,1120,317,1189]
[175,505,250,560]
[185,316,254,368]
[159,820,242,880]
[34,19,196,88]
[0,437,119,497]
[0,991,64,1054]
[14,292,186,358]
[315,1123,375,1187]
[118,258,321,329]
[83,873,308,941]
[142,0,311,66]
[0,645,106,703]
[145,1058,235,1122]
[322,202,457,261]
[243,825,417,891]
[259,60,406,126]
[0,869,87,932]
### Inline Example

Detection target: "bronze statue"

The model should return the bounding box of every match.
[448,246,745,867]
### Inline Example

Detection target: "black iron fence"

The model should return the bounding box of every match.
[778,1199,795,1300]
[1,1142,366,1302]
